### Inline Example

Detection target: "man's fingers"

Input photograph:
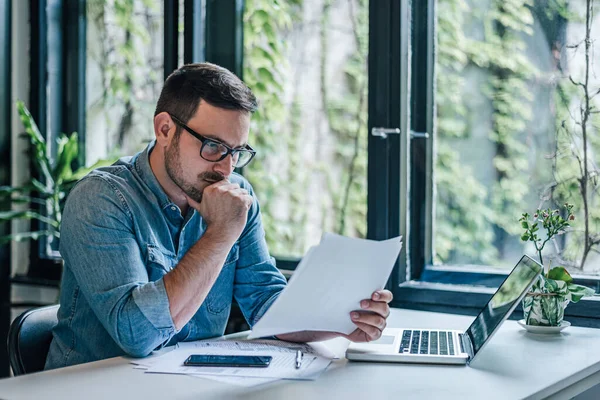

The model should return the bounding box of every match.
[215,182,241,193]
[351,311,387,330]
[371,289,393,303]
[359,300,390,318]
[228,188,253,209]
[349,322,382,342]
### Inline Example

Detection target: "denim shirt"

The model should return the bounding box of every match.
[45,141,286,370]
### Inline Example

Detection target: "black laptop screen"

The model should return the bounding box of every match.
[466,255,542,356]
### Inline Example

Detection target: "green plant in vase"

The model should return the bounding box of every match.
[519,204,595,326]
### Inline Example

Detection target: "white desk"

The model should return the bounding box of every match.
[1,309,599,400]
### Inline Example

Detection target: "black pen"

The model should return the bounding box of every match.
[295,349,303,369]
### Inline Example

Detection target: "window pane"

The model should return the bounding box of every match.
[243,0,368,258]
[434,0,600,275]
[86,0,164,163]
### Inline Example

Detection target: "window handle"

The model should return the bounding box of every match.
[371,127,400,139]
[371,128,429,139]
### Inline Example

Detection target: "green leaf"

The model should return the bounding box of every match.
[547,267,573,283]
[52,132,79,183]
[0,210,59,227]
[566,284,595,303]
[16,100,54,187]
[0,230,57,244]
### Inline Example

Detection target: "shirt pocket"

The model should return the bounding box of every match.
[146,244,178,281]
[205,245,239,314]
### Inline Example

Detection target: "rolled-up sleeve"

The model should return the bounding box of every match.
[60,177,177,357]
[233,180,287,327]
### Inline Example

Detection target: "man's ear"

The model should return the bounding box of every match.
[154,112,175,146]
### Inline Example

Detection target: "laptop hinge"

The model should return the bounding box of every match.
[461,332,475,363]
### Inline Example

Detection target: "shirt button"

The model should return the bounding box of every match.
[171,206,177,211]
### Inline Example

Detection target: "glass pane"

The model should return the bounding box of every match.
[86,0,164,163]
[243,0,368,258]
[434,0,600,276]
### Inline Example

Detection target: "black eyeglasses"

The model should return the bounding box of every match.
[169,114,256,168]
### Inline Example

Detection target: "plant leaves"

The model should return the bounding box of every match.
[566,283,595,303]
[547,267,573,283]
[52,132,79,183]
[0,230,58,244]
[16,100,54,187]
[0,210,60,227]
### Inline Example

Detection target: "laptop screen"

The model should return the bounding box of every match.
[466,255,542,357]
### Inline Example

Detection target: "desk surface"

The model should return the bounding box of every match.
[1,308,599,400]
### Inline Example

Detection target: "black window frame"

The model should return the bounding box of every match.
[27,0,86,268]
[0,0,12,378]
[397,0,600,327]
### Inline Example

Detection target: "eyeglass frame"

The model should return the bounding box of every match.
[168,113,257,168]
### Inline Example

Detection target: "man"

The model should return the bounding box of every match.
[45,63,393,370]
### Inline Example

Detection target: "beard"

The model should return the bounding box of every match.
[164,132,225,203]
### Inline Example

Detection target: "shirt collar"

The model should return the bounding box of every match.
[134,140,176,211]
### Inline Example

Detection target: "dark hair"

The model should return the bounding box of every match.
[154,63,258,123]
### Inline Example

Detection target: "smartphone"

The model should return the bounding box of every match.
[183,354,272,368]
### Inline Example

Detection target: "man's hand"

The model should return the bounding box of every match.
[275,290,393,344]
[186,180,253,242]
[343,289,393,343]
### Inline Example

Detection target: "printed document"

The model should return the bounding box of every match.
[248,233,403,339]
[143,339,332,381]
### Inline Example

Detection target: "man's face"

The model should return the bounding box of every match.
[164,101,251,203]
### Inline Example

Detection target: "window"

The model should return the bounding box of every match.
[398,0,600,323]
[86,0,165,163]
[433,0,600,277]
[243,0,369,259]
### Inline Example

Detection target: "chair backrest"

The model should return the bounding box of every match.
[7,304,59,376]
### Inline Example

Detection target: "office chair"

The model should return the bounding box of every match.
[7,304,59,376]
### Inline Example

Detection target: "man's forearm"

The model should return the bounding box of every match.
[163,226,235,330]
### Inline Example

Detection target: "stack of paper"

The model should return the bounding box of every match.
[130,339,337,387]
[249,233,403,339]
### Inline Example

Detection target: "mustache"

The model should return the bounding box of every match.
[199,172,226,183]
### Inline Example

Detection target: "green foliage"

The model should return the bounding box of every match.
[519,203,595,324]
[435,0,499,264]
[88,0,160,152]
[483,0,537,242]
[0,101,116,245]
[523,276,595,325]
[519,203,574,265]
[435,0,543,264]
[547,266,572,283]
[243,0,303,256]
[545,1,600,269]
[243,0,368,256]
[322,0,368,238]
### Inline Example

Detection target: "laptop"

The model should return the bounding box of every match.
[346,255,542,365]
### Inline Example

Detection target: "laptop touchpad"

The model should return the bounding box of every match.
[368,335,395,345]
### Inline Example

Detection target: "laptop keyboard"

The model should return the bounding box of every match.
[399,330,457,356]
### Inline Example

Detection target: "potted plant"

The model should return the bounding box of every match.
[519,203,596,328]
[0,100,115,280]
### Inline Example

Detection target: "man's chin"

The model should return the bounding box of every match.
[184,187,203,203]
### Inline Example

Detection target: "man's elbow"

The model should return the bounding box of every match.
[115,329,166,358]
[118,339,156,358]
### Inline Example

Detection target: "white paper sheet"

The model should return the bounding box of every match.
[248,233,403,339]
[144,339,332,381]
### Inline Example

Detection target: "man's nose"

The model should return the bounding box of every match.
[213,153,235,176]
